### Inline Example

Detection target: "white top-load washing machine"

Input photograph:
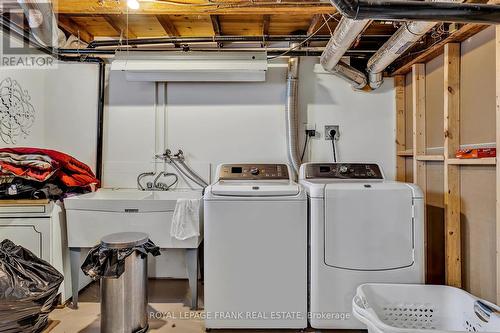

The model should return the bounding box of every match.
[204,163,307,329]
[300,163,425,329]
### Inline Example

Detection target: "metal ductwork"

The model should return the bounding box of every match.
[285,47,301,176]
[366,21,437,89]
[320,17,370,89]
[367,0,462,89]
[329,0,500,24]
[16,0,66,48]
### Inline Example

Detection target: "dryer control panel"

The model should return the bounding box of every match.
[218,164,290,180]
[305,163,383,180]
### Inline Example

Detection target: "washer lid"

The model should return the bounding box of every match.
[211,181,300,197]
[324,182,414,270]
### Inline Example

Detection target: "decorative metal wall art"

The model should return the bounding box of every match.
[0,78,36,144]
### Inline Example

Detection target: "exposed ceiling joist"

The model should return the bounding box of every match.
[307,14,323,35]
[104,15,137,39]
[262,14,270,36]
[58,15,93,43]
[156,15,180,36]
[210,15,222,36]
[53,0,336,15]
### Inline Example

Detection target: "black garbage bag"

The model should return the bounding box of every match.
[0,239,64,333]
[81,239,160,280]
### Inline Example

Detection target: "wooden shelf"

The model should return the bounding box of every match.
[397,149,414,157]
[416,155,445,161]
[447,158,496,165]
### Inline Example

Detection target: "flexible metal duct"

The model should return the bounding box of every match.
[329,0,500,24]
[285,49,301,176]
[320,17,370,89]
[16,0,64,48]
[329,60,368,89]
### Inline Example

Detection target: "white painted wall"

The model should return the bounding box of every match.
[104,57,396,187]
[0,60,99,171]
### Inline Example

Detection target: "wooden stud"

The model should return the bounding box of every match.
[262,14,270,36]
[58,15,93,43]
[103,15,137,39]
[210,15,222,36]
[156,15,179,37]
[412,64,426,188]
[307,14,323,36]
[443,43,462,288]
[412,63,427,281]
[395,75,406,181]
[496,24,500,304]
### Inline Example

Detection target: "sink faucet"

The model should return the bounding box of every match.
[137,172,155,190]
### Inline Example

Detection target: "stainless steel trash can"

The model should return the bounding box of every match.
[100,232,149,333]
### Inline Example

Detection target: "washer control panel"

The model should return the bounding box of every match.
[218,164,290,180]
[305,163,383,180]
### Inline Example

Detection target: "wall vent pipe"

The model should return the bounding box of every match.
[329,0,500,24]
[320,17,370,89]
[285,46,301,176]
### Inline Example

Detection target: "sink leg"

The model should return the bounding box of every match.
[185,248,198,310]
[69,247,80,309]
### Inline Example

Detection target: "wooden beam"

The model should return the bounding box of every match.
[53,0,336,15]
[412,63,427,282]
[496,24,500,305]
[262,14,270,36]
[103,15,137,39]
[57,15,93,43]
[391,24,488,76]
[443,43,462,288]
[156,15,179,37]
[210,15,222,36]
[447,158,496,165]
[395,75,406,182]
[307,14,323,36]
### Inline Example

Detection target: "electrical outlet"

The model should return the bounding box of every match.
[325,125,340,140]
[305,123,319,138]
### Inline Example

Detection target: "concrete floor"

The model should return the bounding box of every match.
[49,279,366,333]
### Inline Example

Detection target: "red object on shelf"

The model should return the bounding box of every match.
[455,147,496,159]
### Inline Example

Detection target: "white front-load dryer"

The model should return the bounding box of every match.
[300,163,425,329]
[204,163,307,329]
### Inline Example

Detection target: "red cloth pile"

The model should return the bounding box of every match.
[0,148,99,188]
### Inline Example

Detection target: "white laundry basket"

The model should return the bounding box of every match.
[352,284,500,333]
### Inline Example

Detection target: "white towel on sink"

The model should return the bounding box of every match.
[171,199,201,240]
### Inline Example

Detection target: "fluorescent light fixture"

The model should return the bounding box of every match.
[127,0,140,10]
[111,51,268,82]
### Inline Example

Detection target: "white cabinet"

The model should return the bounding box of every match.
[0,201,89,303]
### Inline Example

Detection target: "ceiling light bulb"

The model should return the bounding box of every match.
[127,0,140,10]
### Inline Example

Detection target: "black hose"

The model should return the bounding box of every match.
[301,135,310,162]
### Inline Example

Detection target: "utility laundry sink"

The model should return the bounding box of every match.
[64,189,201,213]
[64,188,203,309]
[64,189,203,249]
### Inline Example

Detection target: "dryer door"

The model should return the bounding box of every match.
[324,183,414,270]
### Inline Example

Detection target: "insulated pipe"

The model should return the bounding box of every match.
[329,0,500,24]
[367,0,461,89]
[366,20,437,89]
[320,16,370,89]
[320,17,371,71]
[285,47,301,176]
